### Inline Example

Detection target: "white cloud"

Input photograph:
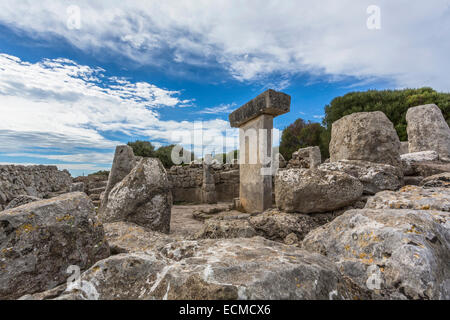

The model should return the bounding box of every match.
[0,53,235,173]
[4,152,114,164]
[0,1,448,89]
[198,103,237,114]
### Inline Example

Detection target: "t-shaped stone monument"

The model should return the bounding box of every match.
[229,89,291,213]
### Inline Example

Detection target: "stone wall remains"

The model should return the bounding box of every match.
[168,162,239,203]
[0,165,72,210]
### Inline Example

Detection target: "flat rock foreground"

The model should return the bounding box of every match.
[0,102,449,300]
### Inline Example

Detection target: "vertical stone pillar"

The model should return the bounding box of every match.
[229,89,290,213]
[202,157,217,204]
[99,145,136,212]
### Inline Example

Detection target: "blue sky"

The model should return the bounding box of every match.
[0,1,449,176]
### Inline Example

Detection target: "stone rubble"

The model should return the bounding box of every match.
[2,96,449,301]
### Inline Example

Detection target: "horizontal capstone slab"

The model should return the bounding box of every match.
[229,89,291,127]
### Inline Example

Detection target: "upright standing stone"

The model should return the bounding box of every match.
[202,159,217,204]
[406,104,450,157]
[329,111,401,167]
[229,89,290,213]
[100,145,136,212]
[99,158,172,233]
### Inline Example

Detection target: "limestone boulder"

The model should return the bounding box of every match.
[195,209,350,244]
[275,168,363,213]
[0,165,72,209]
[329,111,401,167]
[287,146,321,169]
[194,219,257,239]
[248,209,337,243]
[400,141,409,155]
[401,151,439,175]
[27,237,369,300]
[319,160,403,195]
[0,192,110,299]
[4,195,40,210]
[400,151,450,177]
[406,104,450,157]
[420,173,450,189]
[365,185,449,212]
[99,158,172,233]
[99,145,136,211]
[302,208,450,299]
[69,182,85,192]
[103,221,174,254]
[278,153,286,168]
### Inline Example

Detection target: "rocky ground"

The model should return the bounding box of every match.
[1,104,449,300]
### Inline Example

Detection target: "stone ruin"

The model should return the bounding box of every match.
[229,89,290,213]
[1,92,449,300]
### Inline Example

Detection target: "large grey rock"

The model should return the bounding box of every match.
[329,111,401,167]
[406,104,450,157]
[4,195,40,210]
[420,173,450,189]
[0,192,110,299]
[195,219,257,239]
[100,145,136,211]
[287,146,321,169]
[248,209,337,243]
[99,158,172,233]
[201,163,217,204]
[365,185,450,212]
[26,237,369,300]
[303,208,450,299]
[103,221,174,254]
[319,160,403,195]
[400,141,409,155]
[229,89,291,127]
[0,165,72,209]
[400,151,450,177]
[275,168,363,213]
[69,182,85,192]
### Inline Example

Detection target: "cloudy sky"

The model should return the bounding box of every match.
[0,0,449,176]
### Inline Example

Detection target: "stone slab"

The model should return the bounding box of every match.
[229,89,290,128]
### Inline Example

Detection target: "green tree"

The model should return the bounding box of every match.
[322,87,450,144]
[154,144,176,168]
[127,140,155,157]
[279,119,328,160]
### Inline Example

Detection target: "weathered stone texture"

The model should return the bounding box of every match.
[406,104,450,157]
[400,141,409,155]
[99,158,172,233]
[201,163,217,204]
[401,151,450,177]
[238,114,273,213]
[100,145,135,211]
[420,172,450,189]
[168,162,239,203]
[275,168,363,213]
[0,165,72,210]
[303,207,450,299]
[229,89,291,128]
[0,192,110,299]
[4,195,40,210]
[25,237,369,300]
[329,111,401,167]
[319,160,403,195]
[287,146,321,169]
[365,185,450,212]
